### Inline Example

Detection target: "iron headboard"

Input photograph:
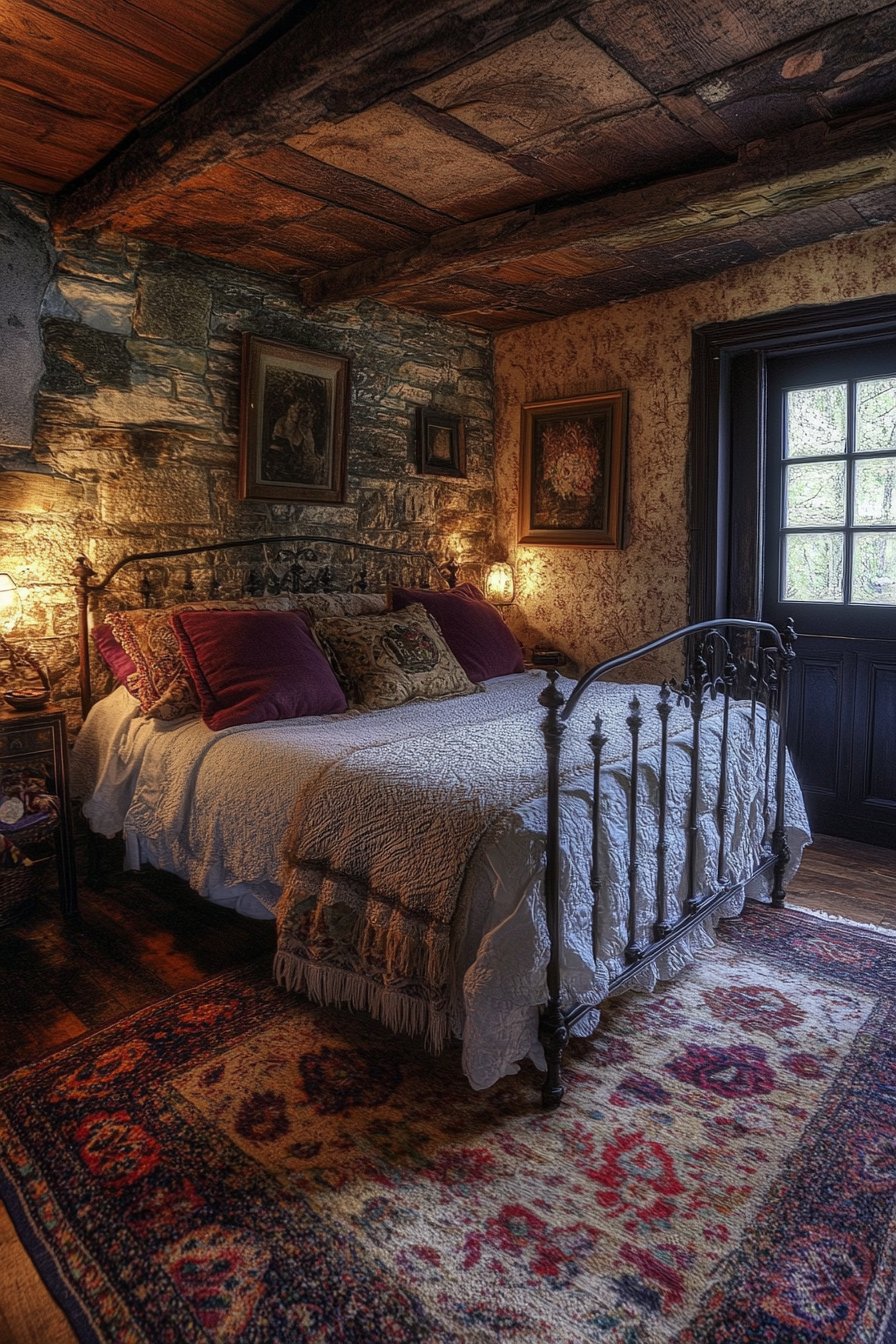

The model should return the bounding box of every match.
[72,533,458,720]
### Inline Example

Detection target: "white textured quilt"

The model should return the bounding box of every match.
[72,675,810,1090]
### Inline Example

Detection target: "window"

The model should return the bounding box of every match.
[779,376,896,607]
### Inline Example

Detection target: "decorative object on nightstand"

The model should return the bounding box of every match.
[524,647,579,679]
[0,702,77,923]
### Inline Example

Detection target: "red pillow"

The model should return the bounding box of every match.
[171,609,347,730]
[91,623,138,686]
[389,584,524,682]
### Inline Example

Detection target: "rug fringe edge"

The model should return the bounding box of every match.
[787,904,896,938]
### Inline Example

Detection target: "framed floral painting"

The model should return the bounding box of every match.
[518,390,628,547]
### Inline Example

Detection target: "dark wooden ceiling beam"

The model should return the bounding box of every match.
[301,109,896,306]
[55,0,601,230]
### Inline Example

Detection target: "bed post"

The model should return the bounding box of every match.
[73,555,97,722]
[539,671,568,1109]
[771,621,796,907]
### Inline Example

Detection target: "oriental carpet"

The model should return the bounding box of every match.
[1,903,895,1344]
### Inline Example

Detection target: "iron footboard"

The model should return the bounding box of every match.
[537,618,796,1109]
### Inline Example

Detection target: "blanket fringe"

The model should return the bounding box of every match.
[274,949,451,1053]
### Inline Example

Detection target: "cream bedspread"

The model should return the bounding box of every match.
[72,676,811,1090]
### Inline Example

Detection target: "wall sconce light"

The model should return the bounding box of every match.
[484,562,515,614]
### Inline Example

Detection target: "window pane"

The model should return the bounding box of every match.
[785,384,847,458]
[856,376,896,454]
[851,532,896,605]
[782,532,844,602]
[785,460,846,526]
[854,456,896,524]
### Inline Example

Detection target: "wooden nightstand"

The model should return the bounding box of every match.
[0,703,77,918]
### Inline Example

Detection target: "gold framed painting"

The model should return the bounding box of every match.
[238,335,350,503]
[518,390,628,547]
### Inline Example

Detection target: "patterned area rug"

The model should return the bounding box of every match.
[1,903,895,1344]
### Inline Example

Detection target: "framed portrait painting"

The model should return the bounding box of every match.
[239,335,350,503]
[518,390,628,547]
[416,407,466,479]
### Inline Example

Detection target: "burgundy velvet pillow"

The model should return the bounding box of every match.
[171,609,347,730]
[389,583,524,682]
[91,623,138,685]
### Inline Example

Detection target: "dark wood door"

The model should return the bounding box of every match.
[764,344,896,847]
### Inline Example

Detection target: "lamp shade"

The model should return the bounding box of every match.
[484,562,514,605]
[0,574,17,609]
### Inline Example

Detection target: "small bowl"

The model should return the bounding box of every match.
[3,689,50,712]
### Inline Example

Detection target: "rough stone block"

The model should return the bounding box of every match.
[99,465,213,525]
[134,272,212,347]
[55,276,134,334]
[0,191,53,449]
[127,339,207,375]
[1,471,84,513]
[42,319,132,391]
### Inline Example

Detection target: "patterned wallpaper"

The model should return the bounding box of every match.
[493,223,896,677]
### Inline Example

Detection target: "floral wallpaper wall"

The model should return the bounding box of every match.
[493,223,896,676]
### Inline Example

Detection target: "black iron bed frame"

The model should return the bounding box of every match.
[72,534,796,1109]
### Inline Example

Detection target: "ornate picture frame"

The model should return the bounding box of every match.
[518,390,628,547]
[239,334,350,503]
[416,408,466,479]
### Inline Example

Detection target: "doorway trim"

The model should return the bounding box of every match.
[689,293,896,623]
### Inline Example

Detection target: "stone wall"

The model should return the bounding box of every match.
[0,186,495,724]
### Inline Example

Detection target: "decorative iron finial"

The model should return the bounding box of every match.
[538,668,566,711]
[72,555,96,586]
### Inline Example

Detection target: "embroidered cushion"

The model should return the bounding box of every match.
[172,609,347,730]
[90,623,138,687]
[389,583,524,682]
[295,592,386,619]
[106,596,295,720]
[315,604,479,711]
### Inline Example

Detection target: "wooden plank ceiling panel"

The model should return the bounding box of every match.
[505,103,724,194]
[0,0,287,191]
[413,19,650,147]
[0,120,101,186]
[19,0,222,75]
[2,0,211,102]
[0,44,156,128]
[238,146,454,232]
[124,0,285,50]
[688,5,896,142]
[287,102,552,220]
[576,0,893,91]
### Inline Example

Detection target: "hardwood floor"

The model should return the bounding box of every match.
[0,832,892,1344]
[0,836,275,1075]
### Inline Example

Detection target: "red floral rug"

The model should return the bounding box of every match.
[2,903,895,1343]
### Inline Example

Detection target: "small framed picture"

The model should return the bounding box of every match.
[518,390,628,547]
[239,335,350,502]
[416,408,466,479]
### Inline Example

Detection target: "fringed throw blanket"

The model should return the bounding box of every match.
[276,680,705,1051]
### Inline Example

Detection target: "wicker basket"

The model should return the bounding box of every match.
[0,814,59,927]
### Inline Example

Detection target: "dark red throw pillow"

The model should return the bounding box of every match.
[389,583,524,682]
[171,609,347,730]
[91,623,138,686]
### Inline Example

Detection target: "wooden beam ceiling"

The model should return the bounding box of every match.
[302,111,896,315]
[11,0,896,327]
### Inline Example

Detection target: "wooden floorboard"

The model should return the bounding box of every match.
[0,832,891,1341]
